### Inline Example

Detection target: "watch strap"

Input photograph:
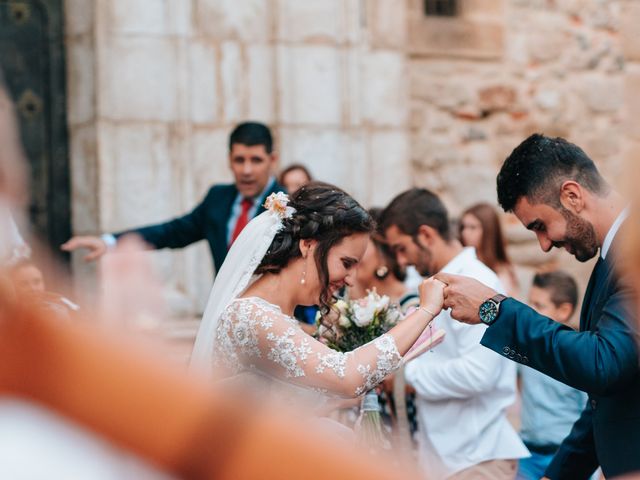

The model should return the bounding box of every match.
[490,294,507,304]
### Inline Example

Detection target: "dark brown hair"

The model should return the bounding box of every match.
[368,207,405,281]
[278,164,312,187]
[380,188,452,241]
[255,182,374,312]
[460,203,511,273]
[533,270,578,311]
[497,133,607,212]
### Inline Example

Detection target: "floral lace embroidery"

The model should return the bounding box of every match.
[354,335,402,396]
[212,297,403,397]
[267,327,313,378]
[316,350,352,378]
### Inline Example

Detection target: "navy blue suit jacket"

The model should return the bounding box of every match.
[115,182,285,273]
[481,233,640,479]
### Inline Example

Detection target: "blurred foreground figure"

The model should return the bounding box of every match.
[0,294,418,480]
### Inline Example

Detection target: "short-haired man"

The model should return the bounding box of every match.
[62,122,285,273]
[517,271,588,480]
[435,134,639,479]
[381,188,528,480]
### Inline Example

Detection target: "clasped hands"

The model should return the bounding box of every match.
[419,273,500,325]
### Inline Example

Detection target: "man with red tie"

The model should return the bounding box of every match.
[62,122,285,274]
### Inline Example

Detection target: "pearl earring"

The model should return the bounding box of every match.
[301,253,307,285]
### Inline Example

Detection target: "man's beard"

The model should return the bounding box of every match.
[554,209,599,262]
[412,239,433,277]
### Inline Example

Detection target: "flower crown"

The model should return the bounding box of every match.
[264,192,296,219]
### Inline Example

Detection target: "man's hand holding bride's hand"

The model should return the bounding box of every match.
[434,273,499,325]
[418,277,446,318]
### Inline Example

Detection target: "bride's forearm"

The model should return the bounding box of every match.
[389,307,436,356]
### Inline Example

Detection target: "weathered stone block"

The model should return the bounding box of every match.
[409,14,504,60]
[98,123,175,230]
[191,128,233,200]
[109,0,168,35]
[620,1,640,62]
[247,45,276,123]
[478,85,518,113]
[362,51,408,127]
[624,66,640,140]
[277,0,345,44]
[99,37,178,121]
[66,36,95,126]
[369,130,411,206]
[220,42,245,123]
[277,45,342,125]
[189,41,218,124]
[368,0,408,49]
[64,0,93,36]
[69,124,99,233]
[579,75,623,113]
[194,0,270,42]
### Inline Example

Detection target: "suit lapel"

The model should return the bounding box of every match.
[215,184,238,250]
[582,221,628,331]
[580,257,604,331]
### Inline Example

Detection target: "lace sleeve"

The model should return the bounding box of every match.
[220,298,402,397]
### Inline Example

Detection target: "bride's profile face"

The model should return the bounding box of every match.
[305,233,369,301]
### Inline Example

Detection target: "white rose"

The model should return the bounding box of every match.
[338,314,351,328]
[352,302,375,327]
[334,299,350,316]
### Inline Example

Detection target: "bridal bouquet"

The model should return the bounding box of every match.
[316,290,402,352]
[316,290,402,452]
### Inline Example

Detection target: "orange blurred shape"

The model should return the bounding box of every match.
[0,295,420,480]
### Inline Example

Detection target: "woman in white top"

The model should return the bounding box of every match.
[191,183,444,402]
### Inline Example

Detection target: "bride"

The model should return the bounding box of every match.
[191,182,444,401]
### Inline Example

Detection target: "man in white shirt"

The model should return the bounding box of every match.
[381,188,528,480]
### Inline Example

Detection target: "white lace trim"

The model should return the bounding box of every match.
[212,297,403,397]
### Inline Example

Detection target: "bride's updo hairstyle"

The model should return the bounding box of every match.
[256,182,374,312]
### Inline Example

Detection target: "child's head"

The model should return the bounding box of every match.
[529,270,578,325]
[10,259,45,296]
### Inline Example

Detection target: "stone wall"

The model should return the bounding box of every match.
[408,0,634,304]
[64,0,411,316]
[64,0,640,319]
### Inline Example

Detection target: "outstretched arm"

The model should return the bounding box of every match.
[434,272,639,395]
[223,279,445,398]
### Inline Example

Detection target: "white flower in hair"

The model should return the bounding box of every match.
[264,192,296,219]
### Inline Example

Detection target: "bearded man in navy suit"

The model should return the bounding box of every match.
[432,134,639,479]
[62,122,285,274]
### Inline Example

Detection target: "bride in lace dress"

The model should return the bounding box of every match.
[190,183,444,404]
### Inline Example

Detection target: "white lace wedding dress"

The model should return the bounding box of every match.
[211,296,403,401]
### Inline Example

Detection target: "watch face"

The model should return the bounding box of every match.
[479,300,498,324]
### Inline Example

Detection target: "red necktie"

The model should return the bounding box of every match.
[230,198,254,246]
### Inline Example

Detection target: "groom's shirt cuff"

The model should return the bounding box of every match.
[101,233,117,250]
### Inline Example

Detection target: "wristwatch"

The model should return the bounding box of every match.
[478,294,507,326]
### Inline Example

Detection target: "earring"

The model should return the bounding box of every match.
[301,254,307,285]
[375,265,389,280]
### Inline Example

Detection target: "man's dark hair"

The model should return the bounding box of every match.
[497,133,608,212]
[380,188,451,241]
[229,121,273,153]
[533,270,578,310]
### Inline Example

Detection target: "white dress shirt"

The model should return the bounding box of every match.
[405,247,529,479]
[601,207,629,260]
